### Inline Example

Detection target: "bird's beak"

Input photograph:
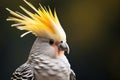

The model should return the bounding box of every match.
[58,41,70,54]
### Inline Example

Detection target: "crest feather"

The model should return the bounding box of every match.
[6,0,66,41]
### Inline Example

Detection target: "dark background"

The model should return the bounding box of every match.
[0,0,120,80]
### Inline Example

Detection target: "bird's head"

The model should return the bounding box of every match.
[6,0,69,57]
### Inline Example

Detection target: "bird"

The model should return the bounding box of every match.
[6,0,76,80]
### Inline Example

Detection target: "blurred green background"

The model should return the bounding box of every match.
[0,0,120,80]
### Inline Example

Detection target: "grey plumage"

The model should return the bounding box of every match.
[70,70,76,80]
[11,63,35,80]
[11,37,76,80]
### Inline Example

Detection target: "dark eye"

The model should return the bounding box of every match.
[49,39,54,45]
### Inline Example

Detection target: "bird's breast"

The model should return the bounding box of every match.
[32,55,71,80]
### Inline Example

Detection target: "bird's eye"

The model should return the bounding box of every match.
[49,39,54,45]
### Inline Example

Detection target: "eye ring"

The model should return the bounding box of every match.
[49,39,54,45]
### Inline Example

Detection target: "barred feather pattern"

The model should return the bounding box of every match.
[11,63,35,80]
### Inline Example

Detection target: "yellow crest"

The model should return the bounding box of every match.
[6,0,66,41]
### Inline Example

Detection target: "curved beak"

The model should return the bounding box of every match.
[58,41,70,54]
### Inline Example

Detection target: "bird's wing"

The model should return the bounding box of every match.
[70,69,76,80]
[11,63,35,80]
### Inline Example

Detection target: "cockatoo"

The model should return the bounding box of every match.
[6,0,76,80]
